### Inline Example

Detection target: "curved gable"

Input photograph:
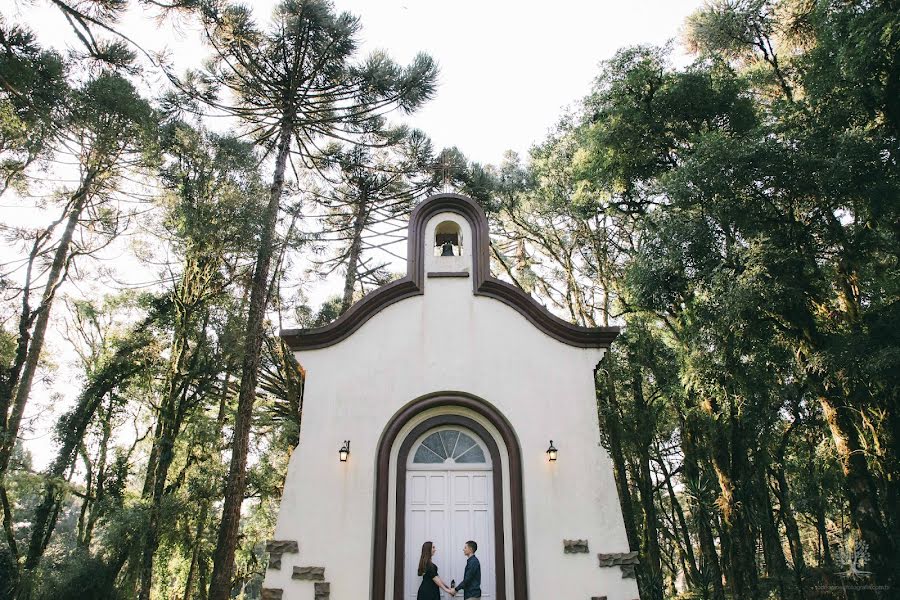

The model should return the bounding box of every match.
[280,193,618,349]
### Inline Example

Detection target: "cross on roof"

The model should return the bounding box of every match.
[441,151,454,193]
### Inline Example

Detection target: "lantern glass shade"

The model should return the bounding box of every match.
[339,440,350,462]
[547,440,558,462]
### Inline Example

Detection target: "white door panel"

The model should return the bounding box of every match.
[406,472,448,599]
[405,470,494,599]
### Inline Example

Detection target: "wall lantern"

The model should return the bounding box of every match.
[547,440,558,462]
[339,440,350,462]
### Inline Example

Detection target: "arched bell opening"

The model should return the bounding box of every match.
[434,220,462,256]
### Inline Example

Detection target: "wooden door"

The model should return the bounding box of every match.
[404,429,494,599]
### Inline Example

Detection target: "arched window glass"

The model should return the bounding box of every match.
[412,429,486,464]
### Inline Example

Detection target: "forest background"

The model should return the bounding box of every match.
[0,1,897,600]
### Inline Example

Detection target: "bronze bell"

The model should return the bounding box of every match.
[441,241,455,256]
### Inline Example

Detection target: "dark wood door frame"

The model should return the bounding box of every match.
[372,392,528,600]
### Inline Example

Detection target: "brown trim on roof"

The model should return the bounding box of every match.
[281,193,619,350]
[280,279,420,350]
[372,392,528,600]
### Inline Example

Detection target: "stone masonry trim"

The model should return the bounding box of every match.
[620,564,637,578]
[597,551,639,567]
[564,539,589,553]
[292,566,325,581]
[266,540,299,554]
[314,582,330,600]
[265,540,298,571]
[597,551,639,579]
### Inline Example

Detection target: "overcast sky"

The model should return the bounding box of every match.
[2,0,706,468]
[6,0,706,165]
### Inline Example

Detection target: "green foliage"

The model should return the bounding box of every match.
[312,128,439,309]
[574,45,756,214]
[0,331,15,371]
[1,1,896,599]
[32,548,126,600]
[474,1,899,596]
[200,0,438,147]
[0,19,68,194]
[70,72,156,165]
[295,295,343,328]
[158,121,265,256]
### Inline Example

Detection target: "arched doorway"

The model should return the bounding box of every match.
[372,392,529,600]
[404,427,495,599]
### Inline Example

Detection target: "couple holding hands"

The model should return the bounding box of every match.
[416,540,481,600]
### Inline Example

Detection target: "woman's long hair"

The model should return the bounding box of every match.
[417,541,433,576]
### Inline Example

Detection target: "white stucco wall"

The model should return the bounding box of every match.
[264,211,638,600]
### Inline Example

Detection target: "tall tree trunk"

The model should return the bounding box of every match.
[813,501,832,567]
[680,408,725,600]
[139,308,195,600]
[184,376,231,600]
[140,252,219,598]
[208,120,293,600]
[340,190,368,314]
[772,464,806,599]
[17,319,151,595]
[184,509,209,600]
[598,368,641,553]
[631,368,664,600]
[197,549,210,600]
[136,433,169,597]
[714,516,733,591]
[801,432,834,568]
[83,393,114,548]
[0,209,68,461]
[1,238,46,454]
[76,443,93,545]
[0,486,17,575]
[0,175,94,474]
[657,453,701,588]
[138,418,179,599]
[141,413,164,498]
[185,369,232,600]
[756,466,788,597]
[814,381,894,588]
[703,394,759,600]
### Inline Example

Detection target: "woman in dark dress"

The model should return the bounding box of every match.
[417,541,453,600]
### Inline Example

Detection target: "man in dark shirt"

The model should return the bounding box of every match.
[450,540,481,599]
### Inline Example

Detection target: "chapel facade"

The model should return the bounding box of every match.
[262,193,639,600]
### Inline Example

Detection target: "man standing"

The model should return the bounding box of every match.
[450,541,481,599]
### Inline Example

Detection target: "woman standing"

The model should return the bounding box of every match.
[417,541,454,599]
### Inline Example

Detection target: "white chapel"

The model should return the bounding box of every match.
[261,193,639,600]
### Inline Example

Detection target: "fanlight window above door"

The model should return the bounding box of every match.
[412,429,487,465]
